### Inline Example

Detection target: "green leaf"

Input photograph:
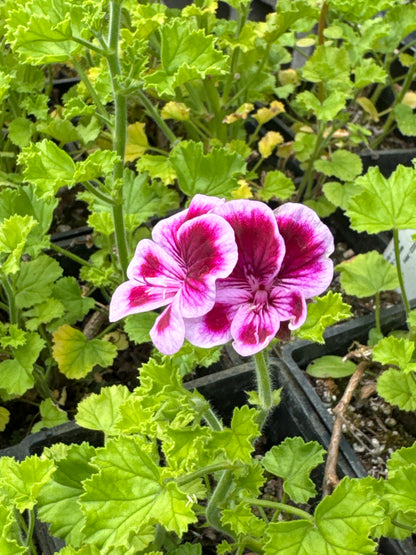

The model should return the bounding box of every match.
[336,251,399,297]
[346,165,416,233]
[170,141,246,198]
[0,215,38,274]
[37,442,97,547]
[136,154,177,185]
[295,292,352,343]
[377,368,416,411]
[0,501,27,554]
[80,436,197,551]
[143,20,228,96]
[31,398,68,433]
[52,325,117,379]
[24,298,65,331]
[314,150,363,182]
[384,465,416,525]
[394,103,416,136]
[124,312,158,345]
[265,477,383,554]
[354,58,387,89]
[258,171,295,202]
[50,277,95,329]
[163,426,212,472]
[303,197,337,218]
[19,139,75,197]
[322,181,362,211]
[76,385,131,434]
[306,355,357,379]
[0,324,26,349]
[211,405,259,463]
[388,443,416,475]
[302,45,351,91]
[294,90,348,122]
[0,407,10,431]
[0,455,54,511]
[373,336,415,369]
[8,117,35,147]
[73,150,120,184]
[15,255,63,308]
[0,332,45,396]
[262,437,325,503]
[222,502,266,538]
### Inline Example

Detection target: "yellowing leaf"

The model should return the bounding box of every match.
[254,100,285,125]
[124,122,148,162]
[0,407,10,431]
[0,215,38,274]
[231,180,253,199]
[223,103,254,124]
[258,131,284,158]
[161,101,190,121]
[279,69,300,87]
[403,91,416,109]
[52,325,117,379]
[357,97,379,122]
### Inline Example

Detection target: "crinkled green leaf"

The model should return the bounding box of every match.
[377,368,416,411]
[336,250,399,297]
[0,501,27,554]
[295,291,352,343]
[37,117,80,144]
[136,154,177,185]
[0,215,38,275]
[163,426,211,472]
[73,150,120,184]
[76,385,131,434]
[0,332,45,396]
[52,325,117,379]
[0,455,54,511]
[373,336,415,369]
[19,139,75,197]
[24,298,65,331]
[222,502,266,538]
[8,117,35,147]
[258,170,295,202]
[80,436,197,552]
[302,45,351,91]
[262,437,325,503]
[15,255,63,308]
[306,355,357,379]
[346,165,416,233]
[37,442,97,547]
[295,90,348,122]
[354,58,387,88]
[315,150,363,182]
[0,324,26,349]
[31,398,68,433]
[170,141,246,198]
[265,477,383,554]
[143,20,228,96]
[211,405,259,463]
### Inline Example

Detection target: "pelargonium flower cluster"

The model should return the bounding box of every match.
[109,195,334,356]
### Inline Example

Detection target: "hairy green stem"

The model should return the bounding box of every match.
[25,509,37,553]
[297,122,326,201]
[83,180,117,205]
[375,291,381,335]
[254,349,273,426]
[175,462,233,488]
[48,242,96,269]
[393,228,411,316]
[72,35,106,55]
[106,0,129,279]
[203,407,223,431]
[72,59,112,126]
[2,277,18,325]
[136,89,177,144]
[243,497,314,522]
[206,469,234,532]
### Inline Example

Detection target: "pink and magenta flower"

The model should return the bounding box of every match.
[185,201,334,356]
[109,195,238,354]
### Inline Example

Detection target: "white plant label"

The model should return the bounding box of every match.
[383,229,416,301]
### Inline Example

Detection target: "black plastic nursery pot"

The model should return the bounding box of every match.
[281,304,416,555]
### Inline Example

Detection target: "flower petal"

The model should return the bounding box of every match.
[216,200,285,284]
[176,214,238,318]
[269,286,307,330]
[150,303,185,355]
[230,302,281,356]
[185,303,233,348]
[109,240,183,321]
[274,203,334,298]
[152,194,226,260]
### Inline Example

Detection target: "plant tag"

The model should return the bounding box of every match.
[383,229,416,301]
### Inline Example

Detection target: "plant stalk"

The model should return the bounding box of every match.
[2,277,18,325]
[243,497,314,522]
[253,349,274,426]
[393,228,411,316]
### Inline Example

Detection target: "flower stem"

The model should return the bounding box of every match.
[393,227,411,316]
[175,462,232,488]
[2,277,18,325]
[135,89,177,145]
[106,0,129,280]
[253,349,273,426]
[83,180,117,205]
[243,497,314,522]
[206,469,234,532]
[203,407,223,431]
[72,59,111,126]
[48,242,94,269]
